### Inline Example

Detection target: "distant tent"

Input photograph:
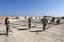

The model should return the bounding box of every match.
[25,16,27,19]
[35,17,37,19]
[29,17,33,19]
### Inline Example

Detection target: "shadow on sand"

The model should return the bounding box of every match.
[18,29,28,30]
[29,30,43,32]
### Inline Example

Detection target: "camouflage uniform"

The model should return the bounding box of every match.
[56,19,60,25]
[5,17,9,35]
[41,16,48,31]
[51,17,55,23]
[28,18,31,29]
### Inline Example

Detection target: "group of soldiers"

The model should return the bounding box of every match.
[5,16,60,35]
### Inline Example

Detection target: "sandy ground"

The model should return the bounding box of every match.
[0,23,64,42]
[0,17,64,42]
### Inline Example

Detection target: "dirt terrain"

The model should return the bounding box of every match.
[0,16,64,42]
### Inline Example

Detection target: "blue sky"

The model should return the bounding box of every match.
[0,0,64,16]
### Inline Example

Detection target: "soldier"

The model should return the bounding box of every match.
[28,17,31,29]
[5,17,9,35]
[51,17,55,23]
[56,19,60,25]
[16,16,19,19]
[41,16,48,31]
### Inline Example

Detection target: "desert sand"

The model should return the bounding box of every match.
[0,16,64,42]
